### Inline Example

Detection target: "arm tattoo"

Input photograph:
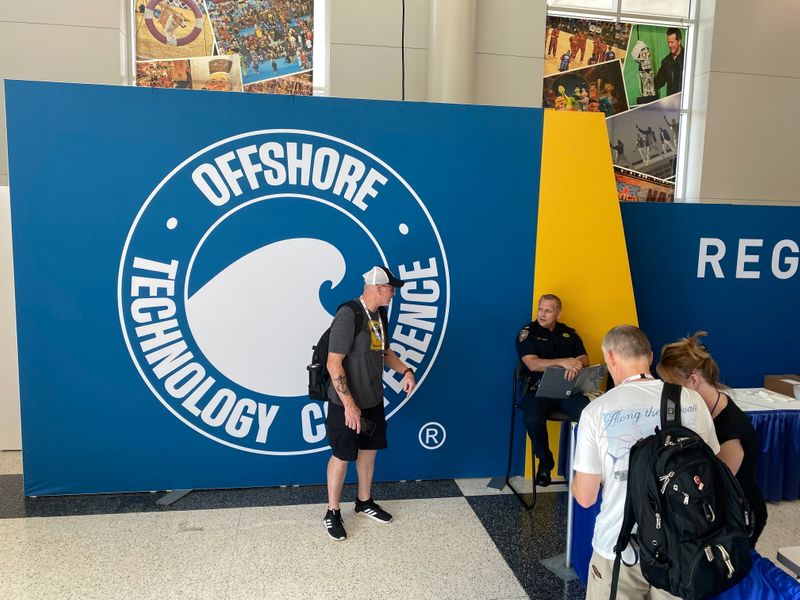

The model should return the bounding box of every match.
[333,375,350,396]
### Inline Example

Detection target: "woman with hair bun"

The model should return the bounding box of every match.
[657,331,767,547]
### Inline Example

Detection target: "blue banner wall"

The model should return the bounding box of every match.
[621,203,800,387]
[6,81,542,495]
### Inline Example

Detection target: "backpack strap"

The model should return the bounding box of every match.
[660,382,682,429]
[610,477,638,600]
[336,300,389,350]
[338,300,366,339]
[338,301,389,349]
[610,551,622,600]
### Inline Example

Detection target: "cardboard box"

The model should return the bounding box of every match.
[763,374,800,399]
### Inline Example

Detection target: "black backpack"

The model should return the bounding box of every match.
[610,383,753,600]
[306,301,387,401]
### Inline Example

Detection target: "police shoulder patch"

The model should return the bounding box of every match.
[518,328,529,342]
[562,332,571,338]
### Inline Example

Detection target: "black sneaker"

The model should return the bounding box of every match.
[324,509,347,541]
[354,497,393,523]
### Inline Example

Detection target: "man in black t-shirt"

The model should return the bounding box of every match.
[516,294,589,486]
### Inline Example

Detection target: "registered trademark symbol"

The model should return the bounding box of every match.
[418,422,446,450]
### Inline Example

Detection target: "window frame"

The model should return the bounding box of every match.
[546,0,698,202]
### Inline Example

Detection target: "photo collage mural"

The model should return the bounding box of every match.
[134,0,313,95]
[543,17,686,202]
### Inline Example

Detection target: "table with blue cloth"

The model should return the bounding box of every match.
[733,388,800,502]
[570,388,800,596]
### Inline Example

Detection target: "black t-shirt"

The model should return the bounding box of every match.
[714,396,766,511]
[515,320,587,385]
[326,303,385,409]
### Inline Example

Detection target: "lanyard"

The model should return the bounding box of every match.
[359,297,384,352]
[621,373,653,385]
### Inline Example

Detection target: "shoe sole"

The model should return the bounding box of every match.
[356,510,392,524]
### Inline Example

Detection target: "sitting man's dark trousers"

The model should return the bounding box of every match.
[516,294,590,487]
[519,388,589,482]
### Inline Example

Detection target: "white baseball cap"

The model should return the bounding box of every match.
[362,266,405,287]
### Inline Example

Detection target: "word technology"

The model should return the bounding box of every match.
[125,257,444,449]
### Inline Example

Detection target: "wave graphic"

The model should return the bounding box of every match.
[186,238,346,397]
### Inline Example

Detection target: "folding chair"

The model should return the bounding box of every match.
[505,364,577,514]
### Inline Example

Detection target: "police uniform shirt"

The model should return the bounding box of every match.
[516,320,587,384]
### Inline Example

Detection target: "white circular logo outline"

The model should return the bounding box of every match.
[118,129,451,455]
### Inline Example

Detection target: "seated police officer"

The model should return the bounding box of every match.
[516,294,589,486]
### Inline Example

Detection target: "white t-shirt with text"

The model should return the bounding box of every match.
[572,379,720,560]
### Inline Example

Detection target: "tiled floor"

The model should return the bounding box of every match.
[0,450,798,599]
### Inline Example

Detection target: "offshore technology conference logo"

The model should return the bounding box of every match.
[118,130,449,455]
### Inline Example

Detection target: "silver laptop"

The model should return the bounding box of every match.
[535,364,607,398]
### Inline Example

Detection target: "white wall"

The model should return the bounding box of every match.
[329,0,430,101]
[473,0,545,107]
[329,0,545,107]
[1,1,797,189]
[328,0,800,204]
[686,0,800,205]
[0,187,20,450]
[0,1,130,186]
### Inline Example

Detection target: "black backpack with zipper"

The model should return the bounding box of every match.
[306,301,387,401]
[610,382,753,600]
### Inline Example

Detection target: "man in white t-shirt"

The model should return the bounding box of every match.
[572,325,719,600]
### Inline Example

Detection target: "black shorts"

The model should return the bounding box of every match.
[326,402,388,462]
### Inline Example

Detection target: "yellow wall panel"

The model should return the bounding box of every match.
[524,111,639,478]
